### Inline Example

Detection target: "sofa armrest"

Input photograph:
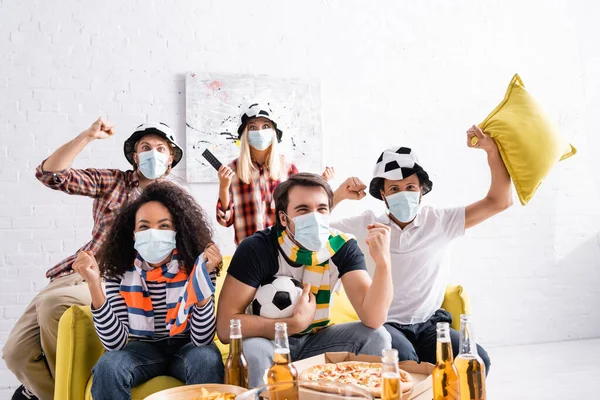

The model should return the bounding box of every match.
[55,305,105,400]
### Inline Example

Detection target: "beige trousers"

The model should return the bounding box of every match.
[2,273,91,400]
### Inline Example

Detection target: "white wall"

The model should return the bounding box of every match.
[1,0,599,392]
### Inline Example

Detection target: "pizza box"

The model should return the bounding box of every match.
[292,352,434,400]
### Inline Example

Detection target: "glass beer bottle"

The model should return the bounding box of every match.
[381,348,402,400]
[267,322,299,400]
[454,315,486,400]
[224,319,249,388]
[432,322,460,400]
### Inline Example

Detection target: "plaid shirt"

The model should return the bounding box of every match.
[216,158,298,245]
[35,162,141,280]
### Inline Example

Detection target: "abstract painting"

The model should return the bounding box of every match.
[185,72,322,183]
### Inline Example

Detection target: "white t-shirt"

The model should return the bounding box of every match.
[330,206,465,325]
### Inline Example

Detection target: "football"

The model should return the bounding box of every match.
[249,276,304,319]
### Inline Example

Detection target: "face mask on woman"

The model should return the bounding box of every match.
[137,150,170,179]
[287,212,331,251]
[134,229,177,264]
[248,128,274,151]
[385,191,421,223]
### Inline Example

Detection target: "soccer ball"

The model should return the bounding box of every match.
[249,276,304,319]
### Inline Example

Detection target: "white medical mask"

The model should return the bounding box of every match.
[134,229,177,264]
[248,129,274,151]
[137,150,170,179]
[287,212,331,251]
[385,191,421,223]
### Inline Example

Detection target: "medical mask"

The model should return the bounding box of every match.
[134,229,177,264]
[248,129,274,151]
[386,191,421,223]
[137,150,170,179]
[288,212,331,251]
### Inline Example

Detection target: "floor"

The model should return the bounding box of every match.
[0,338,598,399]
[485,338,599,399]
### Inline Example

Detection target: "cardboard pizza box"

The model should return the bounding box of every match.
[292,352,434,400]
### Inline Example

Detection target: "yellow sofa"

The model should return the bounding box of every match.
[54,257,470,400]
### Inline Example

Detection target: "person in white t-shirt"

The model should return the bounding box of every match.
[330,125,513,373]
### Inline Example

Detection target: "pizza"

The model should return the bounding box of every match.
[299,361,413,397]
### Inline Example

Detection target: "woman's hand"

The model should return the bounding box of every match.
[218,165,235,190]
[73,250,101,286]
[321,166,335,181]
[204,243,223,273]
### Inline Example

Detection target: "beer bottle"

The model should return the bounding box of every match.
[432,322,460,400]
[224,319,249,388]
[381,348,402,400]
[454,315,486,400]
[267,322,298,400]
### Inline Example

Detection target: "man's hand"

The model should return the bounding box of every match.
[84,117,114,140]
[321,166,335,182]
[365,223,391,268]
[467,125,497,154]
[218,165,235,190]
[290,283,316,334]
[335,177,367,202]
[73,250,101,285]
[204,243,223,273]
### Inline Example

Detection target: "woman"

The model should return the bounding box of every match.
[73,182,224,399]
[217,103,334,245]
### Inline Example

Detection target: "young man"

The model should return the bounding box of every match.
[217,173,394,388]
[2,118,184,400]
[331,126,513,373]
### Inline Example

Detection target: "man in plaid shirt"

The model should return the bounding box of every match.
[2,118,184,400]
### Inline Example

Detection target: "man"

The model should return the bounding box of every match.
[217,173,394,388]
[2,118,184,400]
[331,126,513,373]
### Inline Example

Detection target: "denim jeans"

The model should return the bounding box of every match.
[384,309,491,374]
[91,338,224,400]
[243,322,392,388]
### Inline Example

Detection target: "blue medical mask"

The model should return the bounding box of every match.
[385,191,421,223]
[248,129,274,151]
[137,150,170,179]
[134,229,177,264]
[288,212,331,251]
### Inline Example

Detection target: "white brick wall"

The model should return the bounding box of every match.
[1,0,599,394]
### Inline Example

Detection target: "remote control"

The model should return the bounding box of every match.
[202,149,223,171]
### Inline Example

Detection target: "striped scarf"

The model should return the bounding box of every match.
[277,228,354,333]
[119,251,215,337]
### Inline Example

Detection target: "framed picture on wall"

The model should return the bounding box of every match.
[185,72,323,183]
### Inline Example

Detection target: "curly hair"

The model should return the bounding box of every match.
[96,181,217,279]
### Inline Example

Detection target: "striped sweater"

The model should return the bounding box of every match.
[91,271,217,351]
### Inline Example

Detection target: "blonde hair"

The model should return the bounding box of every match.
[237,126,283,184]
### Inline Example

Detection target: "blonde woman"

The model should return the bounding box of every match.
[217,103,333,245]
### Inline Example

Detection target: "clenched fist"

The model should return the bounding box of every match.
[365,223,391,268]
[336,177,367,201]
[73,250,101,285]
[204,243,223,273]
[85,117,115,140]
[290,283,316,334]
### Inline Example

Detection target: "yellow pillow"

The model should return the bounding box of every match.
[478,74,576,205]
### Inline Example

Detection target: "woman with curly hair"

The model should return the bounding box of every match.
[72,181,224,399]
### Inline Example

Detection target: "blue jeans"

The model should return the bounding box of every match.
[384,309,491,375]
[243,322,391,388]
[91,338,224,400]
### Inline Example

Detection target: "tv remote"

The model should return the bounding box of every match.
[202,149,223,171]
